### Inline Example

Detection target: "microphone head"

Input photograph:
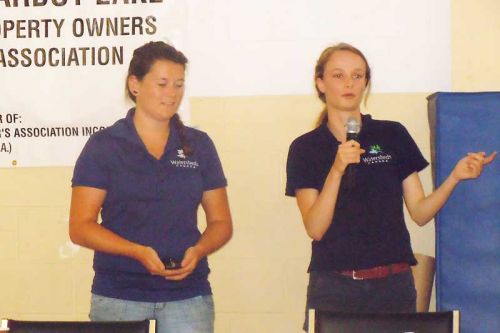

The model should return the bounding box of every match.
[346,117,361,141]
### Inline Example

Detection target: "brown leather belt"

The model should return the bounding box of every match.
[338,262,410,280]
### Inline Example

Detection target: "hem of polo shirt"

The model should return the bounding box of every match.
[399,160,430,181]
[285,185,320,197]
[91,286,212,303]
[203,180,228,192]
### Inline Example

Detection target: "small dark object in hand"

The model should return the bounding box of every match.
[164,258,181,269]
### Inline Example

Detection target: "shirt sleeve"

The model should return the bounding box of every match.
[395,123,429,181]
[71,134,111,189]
[200,133,227,191]
[285,139,319,196]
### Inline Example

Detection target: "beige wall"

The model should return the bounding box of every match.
[1,1,499,332]
[452,0,500,91]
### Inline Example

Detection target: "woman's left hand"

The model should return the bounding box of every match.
[163,246,202,281]
[451,151,497,181]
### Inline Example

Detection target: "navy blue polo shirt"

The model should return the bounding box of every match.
[72,109,227,302]
[286,114,429,272]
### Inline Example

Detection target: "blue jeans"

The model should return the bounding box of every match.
[89,294,214,333]
[304,270,416,331]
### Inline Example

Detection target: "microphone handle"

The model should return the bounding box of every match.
[344,165,356,189]
[347,132,358,141]
[344,132,359,189]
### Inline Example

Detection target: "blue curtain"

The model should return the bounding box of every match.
[428,92,500,333]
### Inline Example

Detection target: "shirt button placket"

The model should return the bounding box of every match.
[157,162,165,196]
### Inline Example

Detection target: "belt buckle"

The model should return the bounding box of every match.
[352,270,364,280]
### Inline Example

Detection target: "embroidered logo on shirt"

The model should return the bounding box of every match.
[177,149,186,159]
[170,159,199,168]
[368,144,383,154]
[171,149,199,169]
[362,144,392,165]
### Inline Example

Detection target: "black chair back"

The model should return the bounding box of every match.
[4,319,151,333]
[312,310,458,333]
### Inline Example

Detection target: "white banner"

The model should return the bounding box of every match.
[1,0,451,167]
[0,0,189,167]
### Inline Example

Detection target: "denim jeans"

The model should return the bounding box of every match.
[89,294,214,333]
[304,270,416,331]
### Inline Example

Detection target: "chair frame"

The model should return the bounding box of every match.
[0,319,155,333]
[308,309,459,333]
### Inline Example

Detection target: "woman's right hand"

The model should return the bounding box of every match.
[332,140,365,174]
[295,140,364,240]
[132,245,168,276]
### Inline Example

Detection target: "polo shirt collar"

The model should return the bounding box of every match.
[318,113,373,142]
[108,108,182,156]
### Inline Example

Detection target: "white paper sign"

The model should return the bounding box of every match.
[0,0,189,167]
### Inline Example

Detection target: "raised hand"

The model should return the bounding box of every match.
[451,151,497,181]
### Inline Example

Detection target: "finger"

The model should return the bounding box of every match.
[466,161,482,177]
[181,248,200,267]
[149,267,167,276]
[165,272,190,281]
[467,155,483,166]
[180,255,194,268]
[164,265,191,276]
[466,152,485,162]
[345,139,360,147]
[147,261,167,275]
[340,141,357,149]
[340,145,364,155]
[467,155,482,167]
[483,151,497,165]
[160,271,185,279]
[141,248,165,272]
[163,266,193,280]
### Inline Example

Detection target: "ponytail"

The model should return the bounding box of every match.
[315,108,328,128]
[171,114,193,156]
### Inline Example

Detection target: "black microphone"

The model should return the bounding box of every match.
[345,117,361,189]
